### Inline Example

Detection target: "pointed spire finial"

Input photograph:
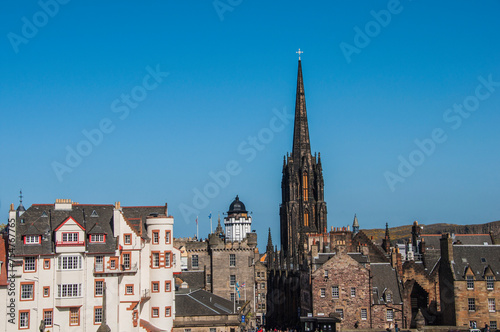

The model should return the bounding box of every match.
[296,48,303,60]
[19,190,23,204]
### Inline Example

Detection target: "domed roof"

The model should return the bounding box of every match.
[228,195,247,214]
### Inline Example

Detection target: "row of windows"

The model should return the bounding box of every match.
[467,275,495,290]
[151,306,172,318]
[19,308,79,329]
[328,308,391,321]
[470,321,497,330]
[24,253,137,273]
[152,251,172,268]
[467,298,497,312]
[191,253,239,268]
[151,230,172,245]
[151,280,172,292]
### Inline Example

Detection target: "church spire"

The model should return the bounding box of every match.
[266,228,273,254]
[292,59,311,162]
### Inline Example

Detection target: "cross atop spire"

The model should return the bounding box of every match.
[296,48,303,60]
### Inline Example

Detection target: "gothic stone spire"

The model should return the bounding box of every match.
[292,59,311,163]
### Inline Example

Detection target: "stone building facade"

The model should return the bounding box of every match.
[439,233,500,329]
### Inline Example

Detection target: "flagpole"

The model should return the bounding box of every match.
[196,216,199,240]
[209,212,212,234]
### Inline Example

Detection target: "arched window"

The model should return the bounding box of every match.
[302,172,308,201]
[304,210,309,227]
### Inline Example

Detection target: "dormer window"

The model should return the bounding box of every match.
[89,234,105,243]
[386,292,392,302]
[467,276,474,290]
[62,233,79,243]
[25,235,41,244]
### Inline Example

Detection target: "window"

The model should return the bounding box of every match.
[335,308,344,319]
[124,234,131,245]
[487,276,494,290]
[43,309,53,327]
[361,308,367,320]
[320,288,326,297]
[230,254,236,267]
[95,256,104,272]
[467,276,474,290]
[261,283,265,289]
[490,321,497,330]
[386,292,392,302]
[153,231,159,244]
[165,231,171,244]
[165,307,171,317]
[19,310,29,329]
[303,172,309,201]
[58,284,82,298]
[230,293,235,302]
[94,307,103,325]
[165,281,171,292]
[387,309,394,321]
[468,298,476,311]
[43,259,50,269]
[192,255,199,268]
[90,234,105,243]
[165,251,171,267]
[304,210,309,227]
[324,270,328,278]
[489,298,496,312]
[152,281,159,293]
[152,307,159,318]
[126,285,134,295]
[210,329,216,332]
[122,253,131,269]
[207,274,212,284]
[21,283,34,301]
[70,308,80,326]
[230,275,236,286]
[470,321,477,329]
[185,329,192,332]
[24,257,36,272]
[43,286,50,297]
[25,235,40,244]
[332,286,339,299]
[110,258,117,270]
[58,255,82,270]
[351,287,356,297]
[62,232,79,242]
[152,252,160,268]
[95,280,103,297]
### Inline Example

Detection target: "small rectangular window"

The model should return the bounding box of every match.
[69,308,80,326]
[152,282,159,293]
[165,231,171,244]
[487,276,494,290]
[24,257,36,272]
[152,307,159,318]
[320,288,326,297]
[192,255,199,268]
[387,309,394,321]
[124,234,131,245]
[230,275,236,286]
[230,254,236,267]
[468,298,476,311]
[335,308,344,319]
[351,287,356,297]
[95,280,103,296]
[19,311,29,329]
[467,276,474,290]
[332,286,339,299]
[361,308,367,320]
[153,231,159,244]
[490,321,497,330]
[489,298,496,312]
[126,285,134,295]
[43,310,53,327]
[94,307,103,325]
[152,252,160,268]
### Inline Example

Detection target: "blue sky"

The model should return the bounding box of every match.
[1,1,500,250]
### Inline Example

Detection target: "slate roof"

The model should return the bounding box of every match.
[14,203,166,256]
[451,245,500,281]
[370,263,403,305]
[14,204,116,256]
[176,271,205,290]
[175,289,235,316]
[122,206,166,240]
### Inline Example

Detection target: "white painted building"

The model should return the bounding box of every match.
[7,199,179,332]
[224,195,252,242]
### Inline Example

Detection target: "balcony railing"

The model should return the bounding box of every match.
[94,262,138,274]
[56,240,85,246]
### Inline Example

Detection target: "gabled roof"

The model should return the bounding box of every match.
[371,263,403,305]
[422,234,493,249]
[54,216,85,231]
[451,245,500,281]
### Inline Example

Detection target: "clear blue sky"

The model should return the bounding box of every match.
[1,1,500,250]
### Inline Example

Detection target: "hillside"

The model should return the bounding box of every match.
[361,220,500,244]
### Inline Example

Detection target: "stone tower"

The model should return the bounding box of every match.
[280,59,327,264]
